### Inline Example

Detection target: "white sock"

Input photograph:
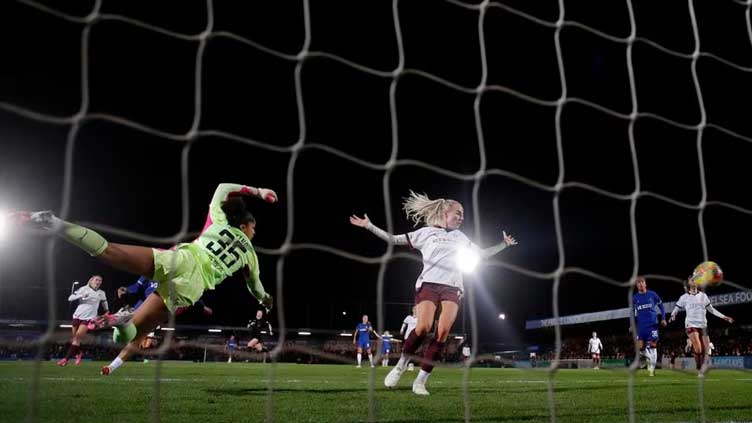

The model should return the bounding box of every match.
[396,355,408,369]
[109,357,124,372]
[650,348,657,368]
[357,353,362,366]
[368,354,373,365]
[383,358,388,367]
[415,369,430,385]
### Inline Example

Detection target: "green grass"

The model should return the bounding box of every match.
[1,361,751,422]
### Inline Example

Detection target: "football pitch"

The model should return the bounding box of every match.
[1,361,751,422]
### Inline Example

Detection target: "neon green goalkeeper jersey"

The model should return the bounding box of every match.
[193,183,266,300]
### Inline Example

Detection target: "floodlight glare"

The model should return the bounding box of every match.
[456,246,480,274]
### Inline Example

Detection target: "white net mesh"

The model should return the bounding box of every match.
[1,0,752,421]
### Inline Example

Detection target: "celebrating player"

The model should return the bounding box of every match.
[13,182,276,375]
[58,275,109,366]
[353,314,380,368]
[350,191,517,395]
[587,332,604,370]
[632,277,666,376]
[669,276,734,375]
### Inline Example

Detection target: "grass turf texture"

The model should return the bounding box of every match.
[0,362,751,422]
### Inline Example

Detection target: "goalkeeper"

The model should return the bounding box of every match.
[13,182,277,375]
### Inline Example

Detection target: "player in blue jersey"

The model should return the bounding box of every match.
[116,276,159,312]
[380,331,401,367]
[226,335,237,363]
[114,276,213,316]
[352,315,381,368]
[632,277,667,376]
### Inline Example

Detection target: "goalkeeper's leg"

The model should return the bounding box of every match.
[18,211,156,277]
[102,294,168,376]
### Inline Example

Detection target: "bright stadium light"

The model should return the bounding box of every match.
[298,331,311,336]
[208,328,222,333]
[160,327,175,331]
[498,313,506,320]
[340,332,352,337]
[0,210,7,242]
[456,246,480,274]
[342,311,347,315]
[454,336,464,341]
[59,324,72,328]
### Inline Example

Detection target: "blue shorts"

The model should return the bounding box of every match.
[637,325,659,342]
[357,340,370,349]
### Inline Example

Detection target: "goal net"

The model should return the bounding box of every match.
[1,0,751,422]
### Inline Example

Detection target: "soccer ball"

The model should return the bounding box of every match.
[692,261,723,287]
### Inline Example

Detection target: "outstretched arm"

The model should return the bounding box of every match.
[478,231,518,259]
[707,304,733,323]
[350,214,409,245]
[243,263,273,310]
[209,183,278,224]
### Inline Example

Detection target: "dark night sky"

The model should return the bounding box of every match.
[1,0,751,346]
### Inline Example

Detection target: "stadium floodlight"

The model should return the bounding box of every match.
[454,336,464,340]
[498,313,506,320]
[340,332,352,337]
[0,210,7,242]
[160,327,175,331]
[456,246,480,274]
[260,330,267,334]
[298,331,312,335]
[342,311,347,315]
[59,324,72,328]
[207,328,222,333]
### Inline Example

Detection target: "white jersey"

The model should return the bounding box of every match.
[407,227,475,291]
[672,291,726,329]
[69,286,108,320]
[401,315,418,338]
[588,337,603,354]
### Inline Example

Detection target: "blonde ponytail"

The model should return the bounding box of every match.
[402,190,457,227]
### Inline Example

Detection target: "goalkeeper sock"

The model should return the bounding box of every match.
[51,216,109,257]
[113,323,137,344]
